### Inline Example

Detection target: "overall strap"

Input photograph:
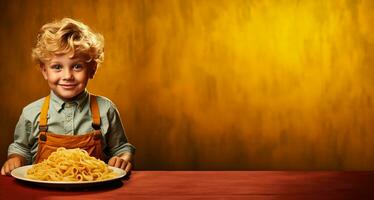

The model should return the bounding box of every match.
[90,94,101,130]
[39,95,50,132]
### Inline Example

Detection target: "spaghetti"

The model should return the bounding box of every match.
[26,147,116,181]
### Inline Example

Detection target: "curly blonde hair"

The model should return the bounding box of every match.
[32,18,104,67]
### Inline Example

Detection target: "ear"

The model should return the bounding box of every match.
[89,63,97,79]
[40,64,48,80]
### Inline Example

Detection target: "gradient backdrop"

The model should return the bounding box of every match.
[1,0,374,170]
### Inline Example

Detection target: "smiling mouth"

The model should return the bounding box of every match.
[59,84,77,89]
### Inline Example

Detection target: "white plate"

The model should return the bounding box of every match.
[11,165,126,187]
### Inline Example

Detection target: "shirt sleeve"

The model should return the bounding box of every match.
[106,104,136,157]
[8,110,32,164]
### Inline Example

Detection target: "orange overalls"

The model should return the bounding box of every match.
[34,94,104,163]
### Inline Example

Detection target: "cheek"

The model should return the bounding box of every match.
[47,74,60,83]
[44,72,58,83]
[75,72,90,83]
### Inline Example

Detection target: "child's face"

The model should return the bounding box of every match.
[41,53,96,101]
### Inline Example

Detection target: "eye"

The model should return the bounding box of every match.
[50,64,62,70]
[73,63,84,71]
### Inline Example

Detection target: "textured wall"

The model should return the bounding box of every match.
[1,0,374,170]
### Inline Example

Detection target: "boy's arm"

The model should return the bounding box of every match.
[105,104,135,173]
[1,154,26,176]
[4,110,33,176]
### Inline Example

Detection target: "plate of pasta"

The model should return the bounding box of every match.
[11,148,126,186]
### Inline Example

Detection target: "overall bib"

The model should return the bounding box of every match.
[34,94,103,163]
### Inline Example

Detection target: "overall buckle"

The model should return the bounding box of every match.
[92,123,101,130]
[39,125,48,132]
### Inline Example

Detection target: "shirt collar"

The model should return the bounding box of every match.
[50,90,89,112]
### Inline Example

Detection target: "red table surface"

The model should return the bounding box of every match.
[1,171,374,200]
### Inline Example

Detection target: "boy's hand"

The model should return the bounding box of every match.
[108,152,133,174]
[1,154,26,176]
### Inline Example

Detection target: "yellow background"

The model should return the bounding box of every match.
[1,0,374,170]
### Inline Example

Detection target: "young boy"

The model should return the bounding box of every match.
[1,18,135,175]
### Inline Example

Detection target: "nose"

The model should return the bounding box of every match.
[63,68,74,80]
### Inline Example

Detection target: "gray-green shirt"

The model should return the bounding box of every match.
[8,90,135,164]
